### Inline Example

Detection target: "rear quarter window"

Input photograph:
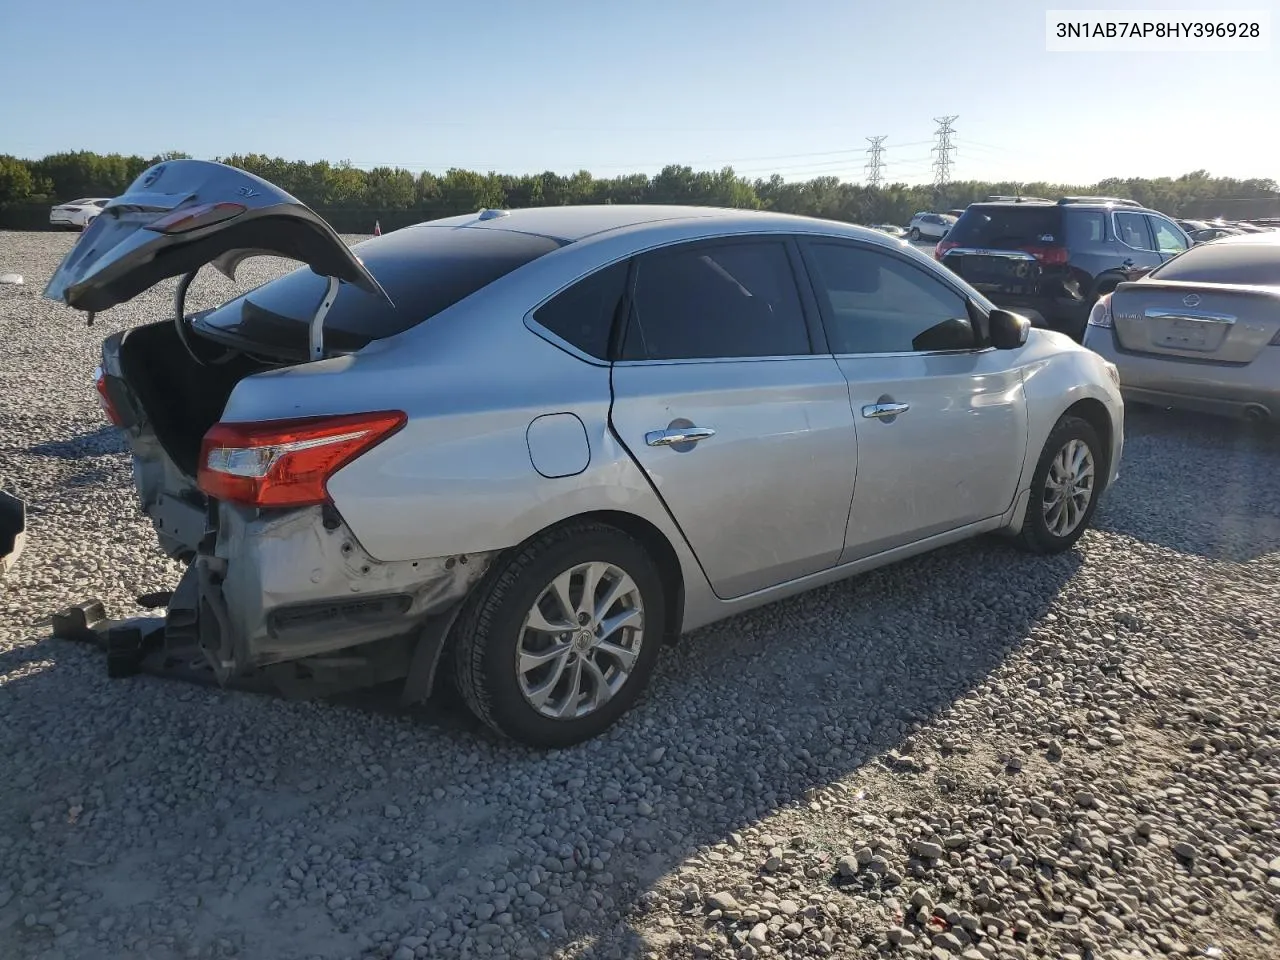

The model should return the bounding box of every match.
[197,226,563,351]
[946,206,1064,247]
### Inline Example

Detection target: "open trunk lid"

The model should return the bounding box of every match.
[44,159,389,314]
[1110,280,1280,363]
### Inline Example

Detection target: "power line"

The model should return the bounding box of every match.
[865,136,887,188]
[932,116,959,189]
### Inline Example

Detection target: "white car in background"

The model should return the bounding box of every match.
[50,198,110,230]
[908,212,956,242]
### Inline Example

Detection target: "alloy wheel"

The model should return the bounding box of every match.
[1042,438,1095,538]
[516,561,645,720]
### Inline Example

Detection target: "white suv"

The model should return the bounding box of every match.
[908,212,956,242]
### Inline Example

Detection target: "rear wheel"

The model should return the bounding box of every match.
[909,227,922,241]
[452,522,665,748]
[1015,415,1105,554]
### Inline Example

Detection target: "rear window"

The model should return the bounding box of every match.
[196,226,562,353]
[1150,240,1280,286]
[945,205,1063,247]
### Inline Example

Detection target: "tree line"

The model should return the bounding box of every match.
[2,149,1278,227]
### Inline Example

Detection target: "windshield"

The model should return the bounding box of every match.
[946,205,1063,247]
[194,225,563,355]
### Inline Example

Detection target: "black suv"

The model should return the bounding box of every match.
[935,196,1192,340]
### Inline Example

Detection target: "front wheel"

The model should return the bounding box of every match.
[1015,415,1105,553]
[451,522,666,748]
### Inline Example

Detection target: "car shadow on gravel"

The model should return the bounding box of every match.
[557,536,1084,958]
[1094,405,1280,562]
[0,531,1082,960]
[26,426,127,459]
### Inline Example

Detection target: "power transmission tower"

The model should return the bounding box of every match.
[865,136,887,188]
[931,116,959,189]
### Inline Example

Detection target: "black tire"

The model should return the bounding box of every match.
[451,521,666,748]
[1015,415,1106,554]
[908,227,922,241]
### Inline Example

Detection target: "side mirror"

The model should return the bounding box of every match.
[988,308,1030,349]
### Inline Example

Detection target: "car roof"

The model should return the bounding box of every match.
[407,204,897,245]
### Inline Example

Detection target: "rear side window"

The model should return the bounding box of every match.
[533,262,630,359]
[1115,212,1154,250]
[945,205,1063,247]
[199,226,562,349]
[1151,241,1280,285]
[621,241,811,361]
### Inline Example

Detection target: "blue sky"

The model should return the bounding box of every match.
[2,0,1277,186]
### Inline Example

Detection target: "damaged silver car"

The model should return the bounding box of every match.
[47,160,1123,747]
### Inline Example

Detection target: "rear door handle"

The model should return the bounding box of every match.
[646,426,716,447]
[862,402,910,420]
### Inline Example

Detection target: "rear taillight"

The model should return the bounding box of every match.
[93,365,123,426]
[198,411,406,508]
[1087,294,1113,329]
[1023,245,1070,266]
[935,240,958,260]
[146,202,247,235]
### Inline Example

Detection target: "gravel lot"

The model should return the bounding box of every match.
[2,228,1278,960]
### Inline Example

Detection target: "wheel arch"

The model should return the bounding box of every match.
[438,506,688,671]
[1061,397,1114,489]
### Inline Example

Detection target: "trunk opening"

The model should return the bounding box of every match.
[118,321,279,477]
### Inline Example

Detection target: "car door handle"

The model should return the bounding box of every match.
[861,402,910,420]
[646,426,716,447]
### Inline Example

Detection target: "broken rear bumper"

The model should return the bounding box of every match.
[173,503,493,679]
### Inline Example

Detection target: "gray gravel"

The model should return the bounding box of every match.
[2,228,1279,960]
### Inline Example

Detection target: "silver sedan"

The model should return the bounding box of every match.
[1083,231,1280,422]
[46,160,1125,747]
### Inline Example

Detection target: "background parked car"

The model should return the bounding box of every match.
[49,198,109,229]
[1189,226,1243,244]
[868,223,908,239]
[907,212,956,241]
[46,159,1124,747]
[935,196,1192,341]
[1083,231,1280,423]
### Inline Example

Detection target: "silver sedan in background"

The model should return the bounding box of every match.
[46,160,1124,747]
[1083,232,1280,422]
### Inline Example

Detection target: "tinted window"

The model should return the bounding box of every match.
[197,226,562,354]
[533,262,629,359]
[806,243,977,354]
[1115,212,1154,250]
[1151,240,1280,285]
[946,205,1063,246]
[1067,209,1106,244]
[621,241,810,361]
[1149,216,1188,254]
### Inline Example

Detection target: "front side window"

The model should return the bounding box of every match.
[1149,216,1188,254]
[805,243,977,354]
[1115,212,1155,250]
[620,241,811,361]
